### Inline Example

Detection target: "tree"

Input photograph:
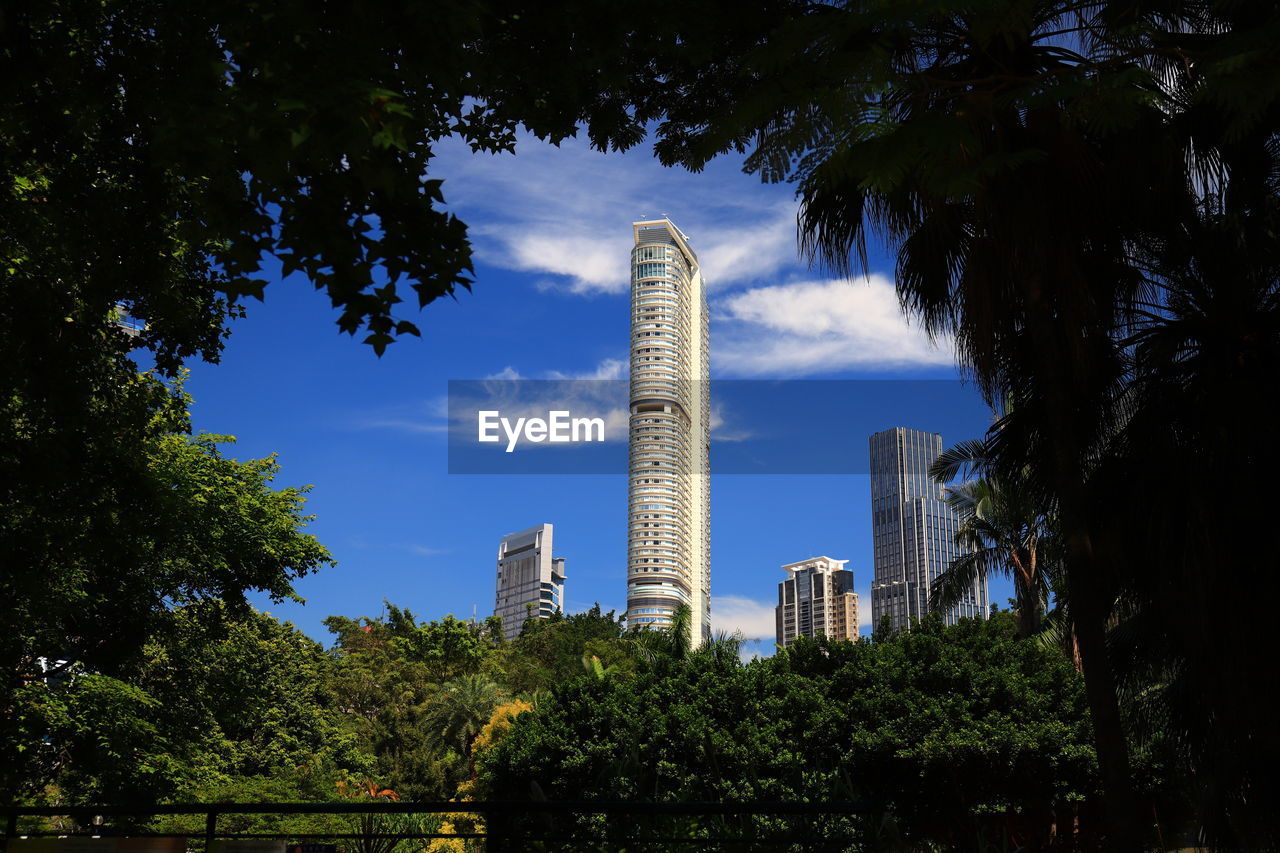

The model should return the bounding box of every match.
[424,675,508,757]
[929,438,1055,638]
[2,379,333,800]
[479,614,1101,849]
[625,3,1280,845]
[0,0,699,373]
[11,604,367,803]
[500,605,626,694]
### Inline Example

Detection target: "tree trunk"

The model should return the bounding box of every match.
[1041,408,1141,849]
[1018,273,1142,851]
[1009,546,1042,638]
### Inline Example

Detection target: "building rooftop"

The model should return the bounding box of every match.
[782,556,849,573]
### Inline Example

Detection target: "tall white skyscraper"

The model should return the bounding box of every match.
[494,523,566,641]
[625,219,711,644]
[869,427,989,632]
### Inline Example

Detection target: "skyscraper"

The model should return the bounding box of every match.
[775,556,860,648]
[870,427,989,631]
[493,523,566,641]
[625,219,711,643]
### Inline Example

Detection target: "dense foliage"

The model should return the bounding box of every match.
[2,381,333,800]
[11,597,1124,850]
[478,614,1100,849]
[17,604,369,804]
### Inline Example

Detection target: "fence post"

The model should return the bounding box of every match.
[3,810,17,853]
[483,805,509,853]
[204,809,218,851]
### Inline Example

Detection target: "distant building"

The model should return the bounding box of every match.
[869,427,989,631]
[113,303,145,337]
[775,556,859,648]
[494,524,566,641]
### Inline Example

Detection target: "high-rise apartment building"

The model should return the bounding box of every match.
[494,523,566,641]
[870,427,989,631]
[625,219,711,644]
[775,556,859,648]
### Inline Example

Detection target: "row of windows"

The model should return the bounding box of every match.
[632,246,677,263]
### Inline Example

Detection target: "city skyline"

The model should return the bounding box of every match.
[177,135,1005,658]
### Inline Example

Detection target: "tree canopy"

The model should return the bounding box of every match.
[1,379,333,800]
[478,614,1103,849]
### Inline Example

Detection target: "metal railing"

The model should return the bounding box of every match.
[2,801,872,851]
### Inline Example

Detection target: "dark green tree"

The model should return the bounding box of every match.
[2,381,332,799]
[423,674,508,756]
[12,604,366,803]
[500,605,626,694]
[480,614,1100,849]
[624,3,1280,845]
[929,438,1056,639]
[321,606,509,800]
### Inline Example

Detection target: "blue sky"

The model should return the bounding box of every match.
[182,133,1008,658]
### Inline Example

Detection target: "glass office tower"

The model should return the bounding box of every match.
[625,219,711,644]
[870,427,989,631]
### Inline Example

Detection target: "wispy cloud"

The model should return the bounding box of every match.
[357,359,629,440]
[713,594,777,642]
[433,134,801,296]
[407,545,450,557]
[355,397,450,435]
[546,357,627,381]
[709,403,755,443]
[713,275,956,376]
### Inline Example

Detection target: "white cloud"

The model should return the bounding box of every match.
[546,357,627,381]
[697,206,798,293]
[713,594,777,642]
[407,545,449,557]
[433,134,802,296]
[497,228,630,295]
[713,275,956,376]
[709,403,754,443]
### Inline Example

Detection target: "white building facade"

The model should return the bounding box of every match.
[494,523,566,641]
[776,556,860,648]
[625,219,711,644]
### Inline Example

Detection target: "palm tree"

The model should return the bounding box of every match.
[628,602,694,664]
[645,8,1184,843]
[639,4,1280,843]
[929,439,1052,638]
[424,674,507,755]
